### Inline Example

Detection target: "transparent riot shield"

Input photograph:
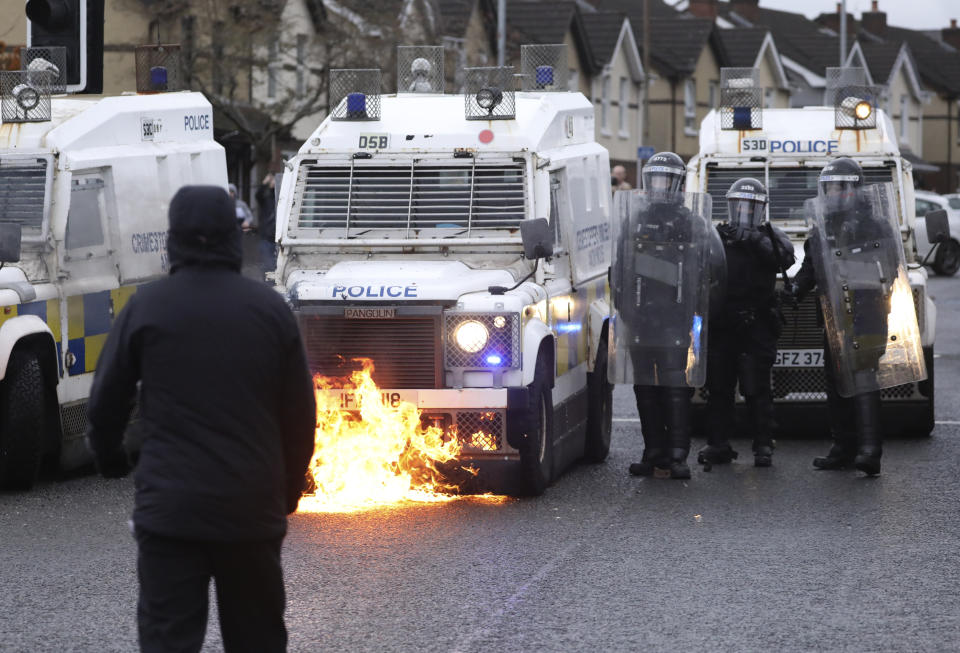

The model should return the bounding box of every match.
[608,190,713,387]
[804,183,926,397]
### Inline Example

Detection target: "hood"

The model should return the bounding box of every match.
[287,261,517,302]
[167,185,241,273]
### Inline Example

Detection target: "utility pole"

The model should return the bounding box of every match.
[643,0,650,146]
[498,0,506,67]
[839,0,847,66]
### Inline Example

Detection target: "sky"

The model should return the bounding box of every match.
[746,0,955,31]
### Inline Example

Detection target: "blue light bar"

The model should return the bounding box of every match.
[486,354,503,365]
[557,322,582,333]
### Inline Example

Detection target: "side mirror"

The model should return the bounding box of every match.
[924,209,950,244]
[0,223,22,263]
[520,218,554,259]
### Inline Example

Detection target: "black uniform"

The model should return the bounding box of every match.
[86,186,317,652]
[615,200,701,479]
[703,222,794,465]
[794,194,897,475]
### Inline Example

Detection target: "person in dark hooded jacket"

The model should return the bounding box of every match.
[86,185,316,653]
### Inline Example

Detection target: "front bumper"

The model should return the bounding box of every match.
[315,387,530,458]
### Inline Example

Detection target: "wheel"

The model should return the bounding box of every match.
[933,239,960,276]
[0,350,45,490]
[583,330,612,463]
[519,352,554,496]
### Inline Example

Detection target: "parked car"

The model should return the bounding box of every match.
[915,190,960,276]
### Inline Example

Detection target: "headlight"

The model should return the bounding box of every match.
[454,320,488,353]
[476,87,502,111]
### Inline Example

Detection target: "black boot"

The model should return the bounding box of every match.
[746,393,775,467]
[697,443,738,465]
[665,388,693,479]
[853,391,882,476]
[630,386,668,476]
[813,439,856,469]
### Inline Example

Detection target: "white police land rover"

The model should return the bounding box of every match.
[0,60,227,488]
[275,46,614,495]
[686,67,937,437]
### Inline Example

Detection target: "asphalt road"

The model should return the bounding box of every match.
[2,275,959,652]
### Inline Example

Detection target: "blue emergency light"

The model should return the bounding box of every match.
[486,354,503,366]
[732,107,752,130]
[347,92,367,118]
[535,66,554,87]
[150,66,168,90]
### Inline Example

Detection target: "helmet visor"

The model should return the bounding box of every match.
[726,191,766,228]
[819,175,859,212]
[642,165,684,196]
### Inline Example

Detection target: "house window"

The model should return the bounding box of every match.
[267,40,279,99]
[900,94,909,142]
[296,34,307,97]
[618,77,629,137]
[684,78,697,135]
[569,69,578,91]
[708,80,718,109]
[601,74,611,133]
[764,87,774,108]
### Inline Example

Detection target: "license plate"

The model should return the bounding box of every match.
[774,349,824,367]
[358,133,390,150]
[319,389,417,410]
[344,308,395,319]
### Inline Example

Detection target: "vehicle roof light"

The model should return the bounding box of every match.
[535,66,554,87]
[854,100,872,120]
[476,87,502,112]
[347,92,367,118]
[719,67,762,131]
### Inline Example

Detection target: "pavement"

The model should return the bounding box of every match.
[1,277,958,652]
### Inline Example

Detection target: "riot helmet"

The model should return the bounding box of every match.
[641,151,685,202]
[725,177,767,229]
[819,157,863,214]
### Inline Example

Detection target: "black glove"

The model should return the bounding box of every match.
[717,223,738,242]
[95,446,132,479]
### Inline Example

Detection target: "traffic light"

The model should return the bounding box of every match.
[25,0,103,93]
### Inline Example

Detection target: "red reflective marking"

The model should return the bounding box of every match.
[478,129,494,144]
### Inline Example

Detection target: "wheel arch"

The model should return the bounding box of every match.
[521,318,555,387]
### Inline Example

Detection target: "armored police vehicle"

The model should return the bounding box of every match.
[275,46,613,495]
[0,70,227,488]
[686,68,937,436]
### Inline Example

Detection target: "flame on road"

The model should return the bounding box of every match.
[298,359,506,513]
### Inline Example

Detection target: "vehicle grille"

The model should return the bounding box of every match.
[777,294,822,347]
[0,158,47,230]
[294,160,527,234]
[705,165,897,225]
[455,411,504,452]
[298,314,442,388]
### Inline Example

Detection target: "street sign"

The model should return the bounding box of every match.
[637,146,655,160]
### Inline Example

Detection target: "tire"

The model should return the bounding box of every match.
[583,330,612,463]
[0,351,46,490]
[933,239,960,276]
[519,352,554,496]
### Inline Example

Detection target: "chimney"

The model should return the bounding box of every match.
[944,18,960,51]
[816,4,856,41]
[688,0,718,20]
[730,0,760,23]
[862,1,887,37]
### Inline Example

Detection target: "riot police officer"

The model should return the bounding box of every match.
[700,178,794,468]
[610,152,714,480]
[793,158,911,476]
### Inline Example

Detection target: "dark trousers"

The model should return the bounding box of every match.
[135,528,287,653]
[705,317,778,446]
[823,337,882,449]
